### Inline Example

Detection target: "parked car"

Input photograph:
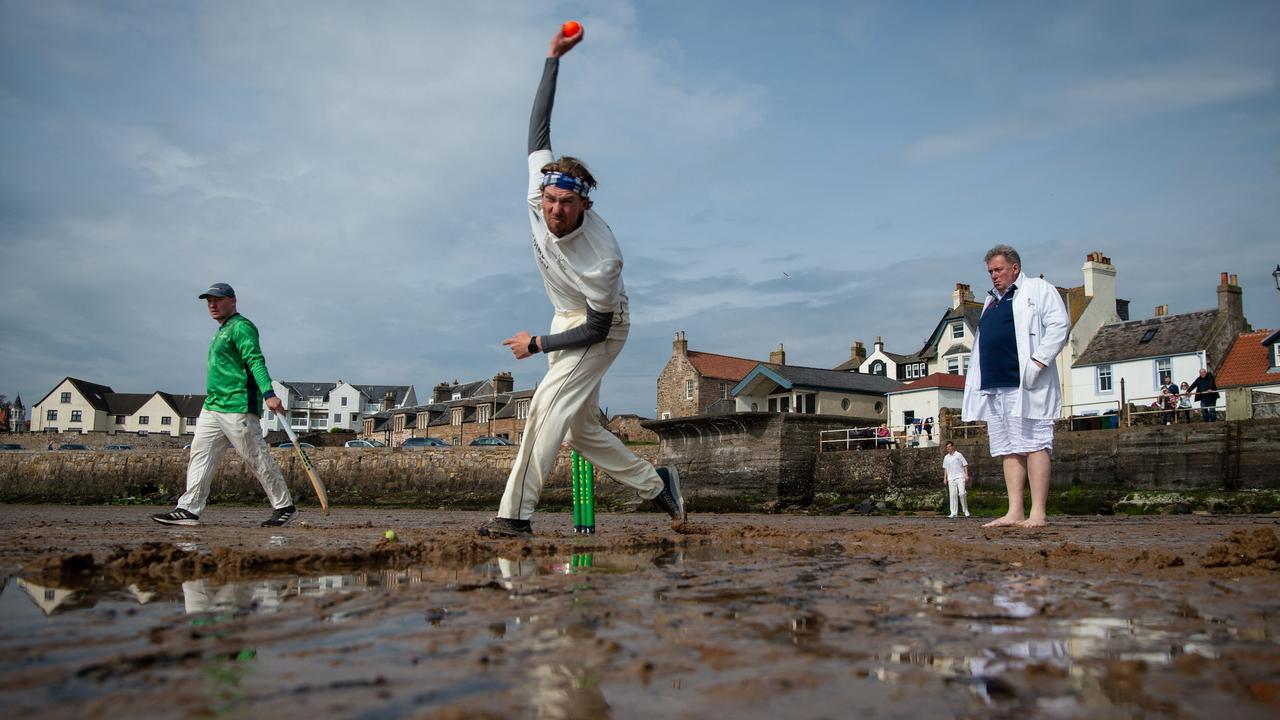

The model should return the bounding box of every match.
[104,444,134,451]
[0,443,23,451]
[344,439,386,448]
[58,443,91,451]
[402,437,449,448]
[276,441,316,449]
[469,436,513,446]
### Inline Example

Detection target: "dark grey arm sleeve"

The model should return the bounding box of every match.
[538,307,613,352]
[529,57,559,154]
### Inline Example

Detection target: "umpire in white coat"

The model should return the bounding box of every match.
[961,245,1069,528]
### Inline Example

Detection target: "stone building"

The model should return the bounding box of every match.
[657,331,769,419]
[605,413,658,443]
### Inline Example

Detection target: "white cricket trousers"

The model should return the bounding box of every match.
[499,321,663,521]
[179,409,292,516]
[948,476,969,517]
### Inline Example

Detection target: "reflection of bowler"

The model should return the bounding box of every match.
[961,246,1068,528]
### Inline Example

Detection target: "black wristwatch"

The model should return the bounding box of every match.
[527,336,540,354]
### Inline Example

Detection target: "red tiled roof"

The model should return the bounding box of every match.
[1217,329,1279,388]
[889,372,967,393]
[686,351,762,382]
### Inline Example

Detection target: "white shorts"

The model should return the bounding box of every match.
[977,388,1055,457]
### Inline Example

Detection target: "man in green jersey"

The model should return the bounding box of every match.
[152,283,296,527]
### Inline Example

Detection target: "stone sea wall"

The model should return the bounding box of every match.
[2,416,1278,515]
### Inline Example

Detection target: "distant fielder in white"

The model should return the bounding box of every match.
[942,441,970,518]
[961,245,1069,528]
[477,26,685,539]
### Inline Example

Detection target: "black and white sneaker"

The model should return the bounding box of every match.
[152,508,200,526]
[261,505,297,528]
[477,517,534,539]
[651,466,686,525]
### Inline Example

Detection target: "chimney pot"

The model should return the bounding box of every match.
[1220,272,1229,285]
[1229,273,1238,286]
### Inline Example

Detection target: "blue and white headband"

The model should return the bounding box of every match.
[541,171,590,197]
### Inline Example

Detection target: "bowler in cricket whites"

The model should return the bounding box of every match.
[479,26,684,539]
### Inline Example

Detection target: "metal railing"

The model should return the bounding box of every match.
[1126,392,1225,425]
[818,426,893,452]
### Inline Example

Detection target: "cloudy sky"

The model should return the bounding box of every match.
[2,0,1277,417]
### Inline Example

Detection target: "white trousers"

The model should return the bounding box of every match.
[947,476,969,517]
[179,409,292,516]
[499,323,662,521]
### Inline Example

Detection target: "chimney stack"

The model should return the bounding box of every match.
[433,382,451,403]
[849,340,867,368]
[673,330,688,358]
[769,344,786,365]
[1217,270,1244,328]
[492,372,514,395]
[382,391,395,411]
[1082,251,1117,308]
[951,283,974,309]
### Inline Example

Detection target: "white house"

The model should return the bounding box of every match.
[1070,272,1250,416]
[885,372,966,440]
[733,363,900,419]
[264,381,417,432]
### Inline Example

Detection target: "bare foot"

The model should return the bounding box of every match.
[983,515,1025,528]
[1017,517,1048,528]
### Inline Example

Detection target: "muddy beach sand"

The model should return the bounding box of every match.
[2,505,1278,719]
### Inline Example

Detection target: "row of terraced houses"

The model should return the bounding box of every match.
[15,253,1279,444]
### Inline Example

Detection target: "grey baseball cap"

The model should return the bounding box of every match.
[198,283,236,299]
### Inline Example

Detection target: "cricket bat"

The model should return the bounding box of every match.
[279,416,330,515]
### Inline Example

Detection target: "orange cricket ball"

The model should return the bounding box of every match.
[561,20,581,37]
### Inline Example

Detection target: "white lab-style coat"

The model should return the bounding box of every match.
[962,273,1070,421]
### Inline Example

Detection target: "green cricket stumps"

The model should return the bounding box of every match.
[571,450,595,534]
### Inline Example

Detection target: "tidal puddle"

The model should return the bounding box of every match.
[2,542,1276,718]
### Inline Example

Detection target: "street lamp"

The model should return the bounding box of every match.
[1273,264,1280,292]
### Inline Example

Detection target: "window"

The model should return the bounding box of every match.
[874,401,884,414]
[661,412,671,419]
[1273,343,1280,368]
[60,392,71,403]
[70,410,82,423]
[160,416,172,426]
[962,355,970,374]
[451,408,463,426]
[316,417,327,428]
[947,357,960,374]
[517,431,524,444]
[46,409,57,421]
[341,397,348,406]
[686,379,694,400]
[797,394,816,414]
[187,417,198,425]
[139,416,149,425]
[1097,364,1113,393]
[870,360,886,376]
[517,400,530,419]
[720,383,729,400]
[906,363,924,379]
[841,398,850,411]
[116,415,126,425]
[1140,328,1158,344]
[1155,358,1172,388]
[477,405,491,424]
[451,392,462,401]
[768,396,791,412]
[951,323,963,339]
